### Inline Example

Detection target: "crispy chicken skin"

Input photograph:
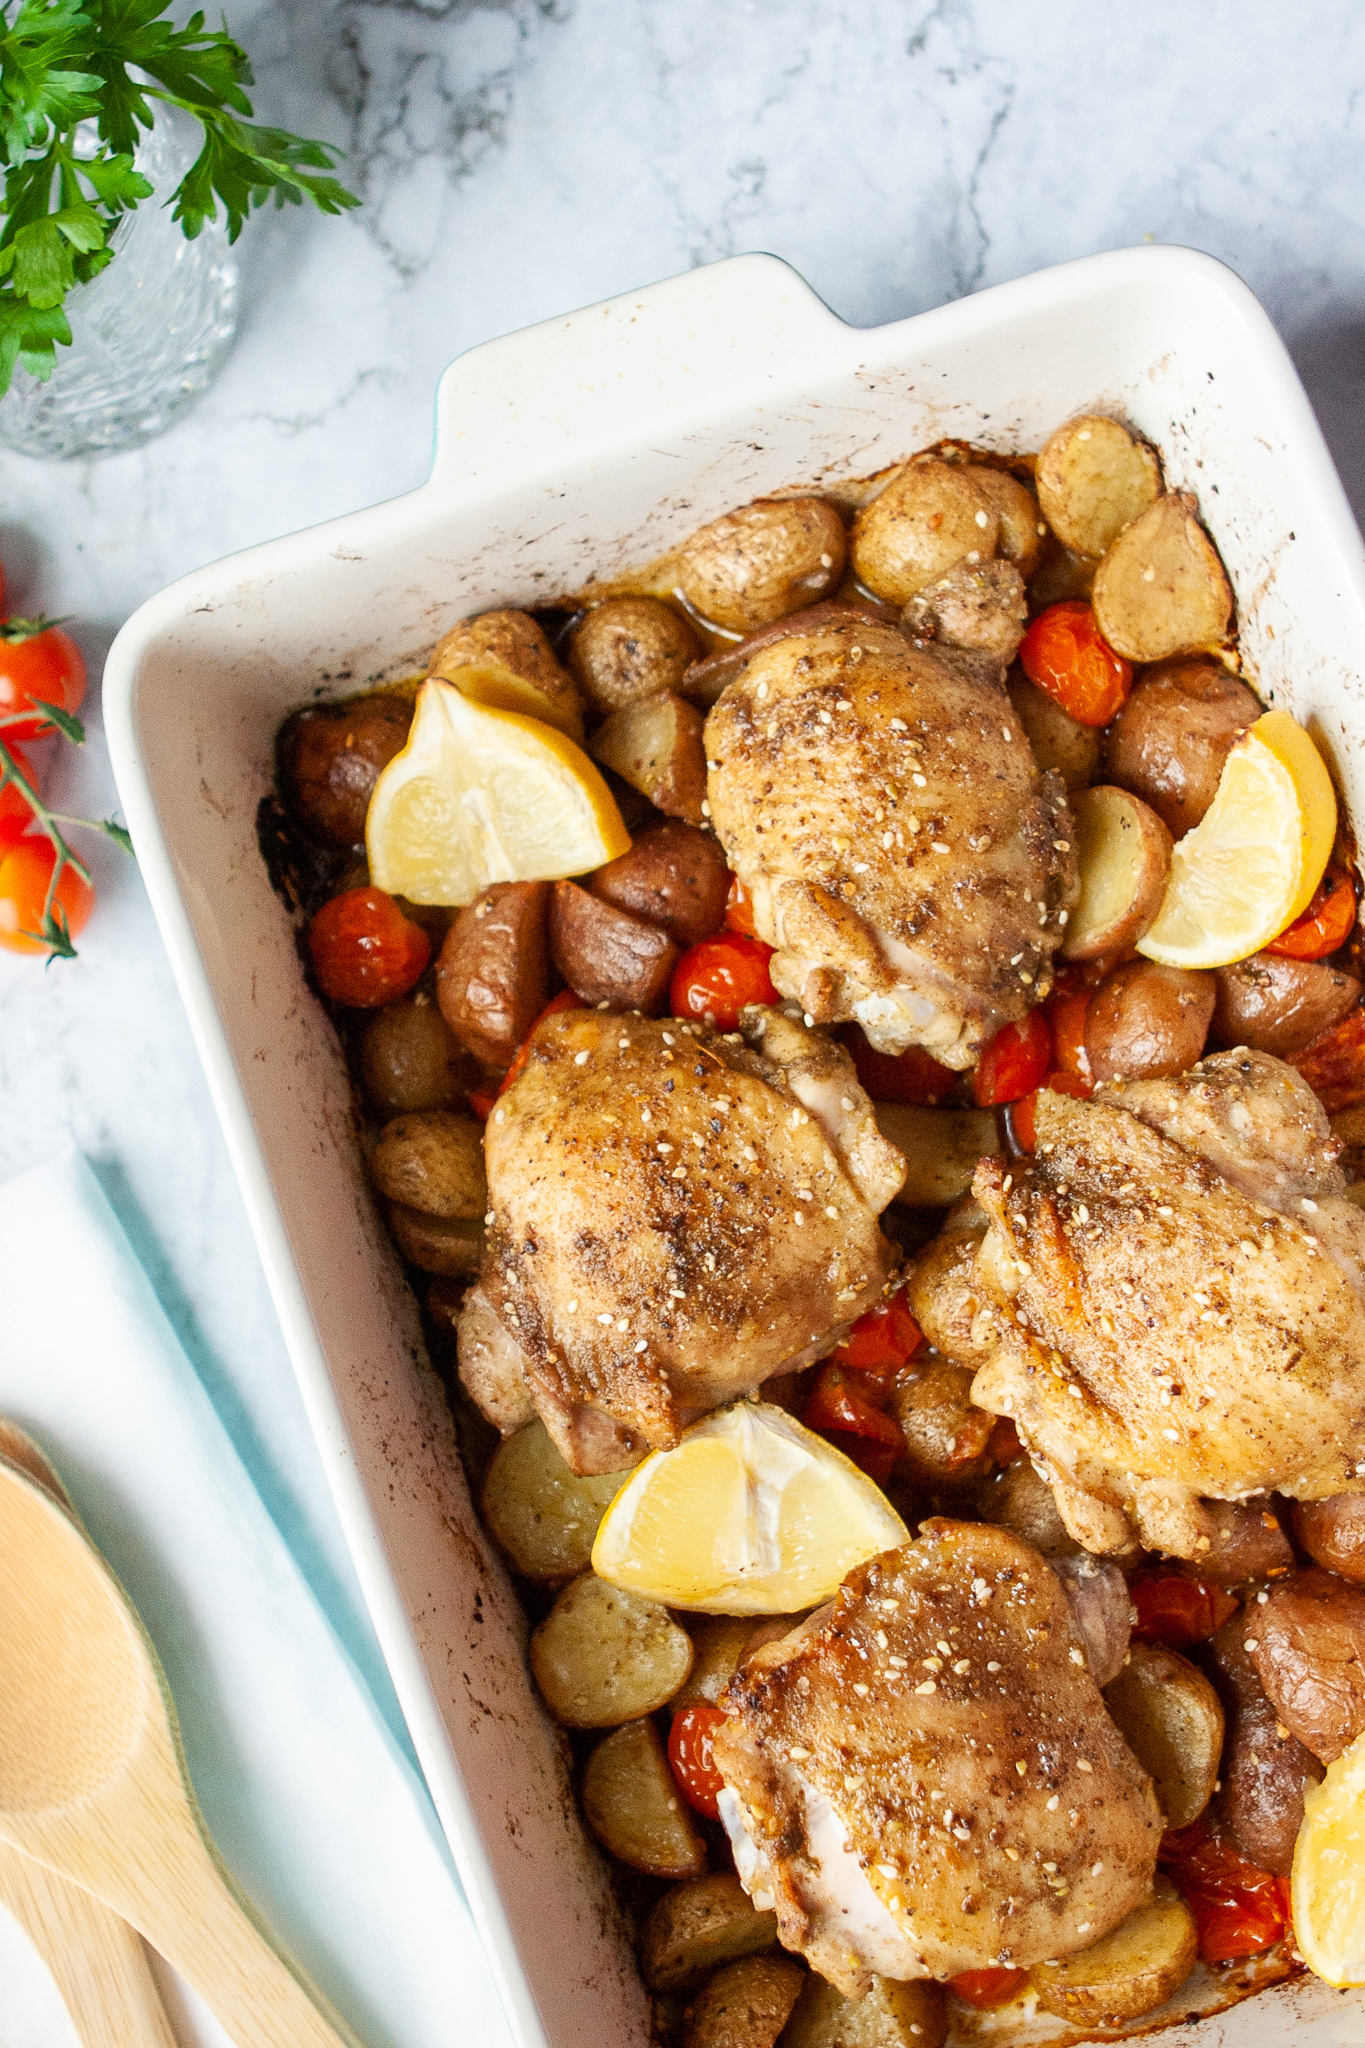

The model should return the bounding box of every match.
[704,616,1078,1068]
[711,1521,1161,1995]
[463,1006,903,1473]
[963,1051,1365,1559]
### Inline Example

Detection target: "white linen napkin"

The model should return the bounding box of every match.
[0,1149,512,2048]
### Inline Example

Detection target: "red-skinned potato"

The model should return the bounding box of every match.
[1061,785,1172,961]
[1212,952,1361,1057]
[435,881,551,1071]
[1207,1615,1322,1875]
[277,694,411,848]
[1294,1497,1365,1586]
[1084,960,1215,1082]
[1247,1568,1365,1763]
[550,880,678,1013]
[589,822,730,947]
[590,690,708,824]
[1176,1499,1294,1588]
[1102,659,1259,837]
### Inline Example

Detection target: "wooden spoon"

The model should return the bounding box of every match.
[0,1447,366,2048]
[0,1424,176,2048]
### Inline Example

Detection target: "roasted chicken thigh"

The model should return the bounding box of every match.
[960,1051,1365,1559]
[462,1006,903,1472]
[704,615,1078,1067]
[711,1520,1161,1995]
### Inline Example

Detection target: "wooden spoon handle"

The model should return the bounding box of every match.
[0,1842,177,2048]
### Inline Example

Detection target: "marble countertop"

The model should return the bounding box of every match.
[1,0,1363,2037]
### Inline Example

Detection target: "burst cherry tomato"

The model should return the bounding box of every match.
[972,1010,1052,1107]
[0,619,87,741]
[1130,1574,1238,1649]
[989,1415,1023,1466]
[724,874,757,936]
[832,1287,924,1373]
[803,1366,902,1482]
[306,887,430,1007]
[1267,866,1356,960]
[1291,1002,1365,1113]
[949,1969,1029,2009]
[668,1705,727,1819]
[1048,985,1094,1084]
[0,741,42,851]
[842,1024,957,1105]
[1019,602,1132,728]
[1159,1825,1292,1963]
[671,931,777,1029]
[0,838,94,955]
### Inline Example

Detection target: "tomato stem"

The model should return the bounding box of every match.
[0,734,128,961]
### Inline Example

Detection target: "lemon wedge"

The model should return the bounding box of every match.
[366,677,630,904]
[591,1401,908,1614]
[1293,1724,1365,1984]
[1136,709,1336,969]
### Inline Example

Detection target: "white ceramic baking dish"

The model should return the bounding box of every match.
[105,244,1365,2048]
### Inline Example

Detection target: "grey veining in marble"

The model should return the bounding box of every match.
[0,2,1363,2032]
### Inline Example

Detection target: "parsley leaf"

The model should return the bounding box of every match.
[0,0,358,395]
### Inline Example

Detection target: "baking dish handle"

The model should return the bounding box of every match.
[427,252,847,496]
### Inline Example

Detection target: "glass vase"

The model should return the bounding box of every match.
[0,110,239,461]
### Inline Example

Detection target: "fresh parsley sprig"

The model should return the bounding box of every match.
[0,0,358,394]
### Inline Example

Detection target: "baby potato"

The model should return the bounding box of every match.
[969,466,1045,578]
[428,607,585,740]
[673,1617,768,1709]
[529,1573,694,1726]
[359,996,477,1117]
[1213,952,1361,1058]
[889,1355,995,1486]
[782,1972,947,2048]
[550,879,678,1013]
[481,1419,632,1580]
[1029,1877,1197,2027]
[641,1874,779,1994]
[1248,1567,1365,1762]
[902,558,1027,664]
[1102,659,1260,838]
[565,596,703,715]
[277,694,412,849]
[590,822,731,947]
[1178,1498,1294,1589]
[1084,959,1215,1083]
[1208,1614,1322,1874]
[581,1719,707,1879]
[681,1953,806,2048]
[590,689,708,824]
[1295,1496,1365,1586]
[456,1283,535,1435]
[1005,669,1101,793]
[1062,785,1172,961]
[674,498,846,634]
[871,1103,999,1209]
[1035,415,1161,560]
[1103,1642,1224,1828]
[1092,494,1233,663]
[370,1109,487,1219]
[974,1456,1080,1560]
[852,459,999,607]
[385,1203,485,1276]
[435,880,552,1072]
[1054,1553,1133,1687]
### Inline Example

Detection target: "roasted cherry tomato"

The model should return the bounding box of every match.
[832,1286,924,1373]
[306,887,430,1008]
[1019,601,1133,728]
[668,1704,727,1820]
[818,1429,899,1486]
[0,837,94,955]
[724,873,757,936]
[803,1366,902,1484]
[1290,1002,1365,1114]
[0,741,42,851]
[1130,1574,1239,1649]
[497,988,581,1099]
[948,1968,1029,2009]
[1267,865,1356,960]
[0,619,87,741]
[972,1010,1052,1108]
[989,1415,1023,1467]
[468,1086,497,1121]
[1048,984,1094,1085]
[843,1024,957,1105]
[1159,1825,1292,1964]
[671,931,777,1029]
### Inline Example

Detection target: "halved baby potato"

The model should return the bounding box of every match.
[1103,1641,1224,1829]
[1092,494,1233,662]
[641,1872,779,1993]
[581,1718,707,1878]
[529,1573,694,1726]
[782,1971,947,2048]
[590,689,708,825]
[1029,1876,1197,2026]
[1035,415,1161,559]
[480,1420,631,1581]
[1061,785,1173,961]
[682,1953,807,2048]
